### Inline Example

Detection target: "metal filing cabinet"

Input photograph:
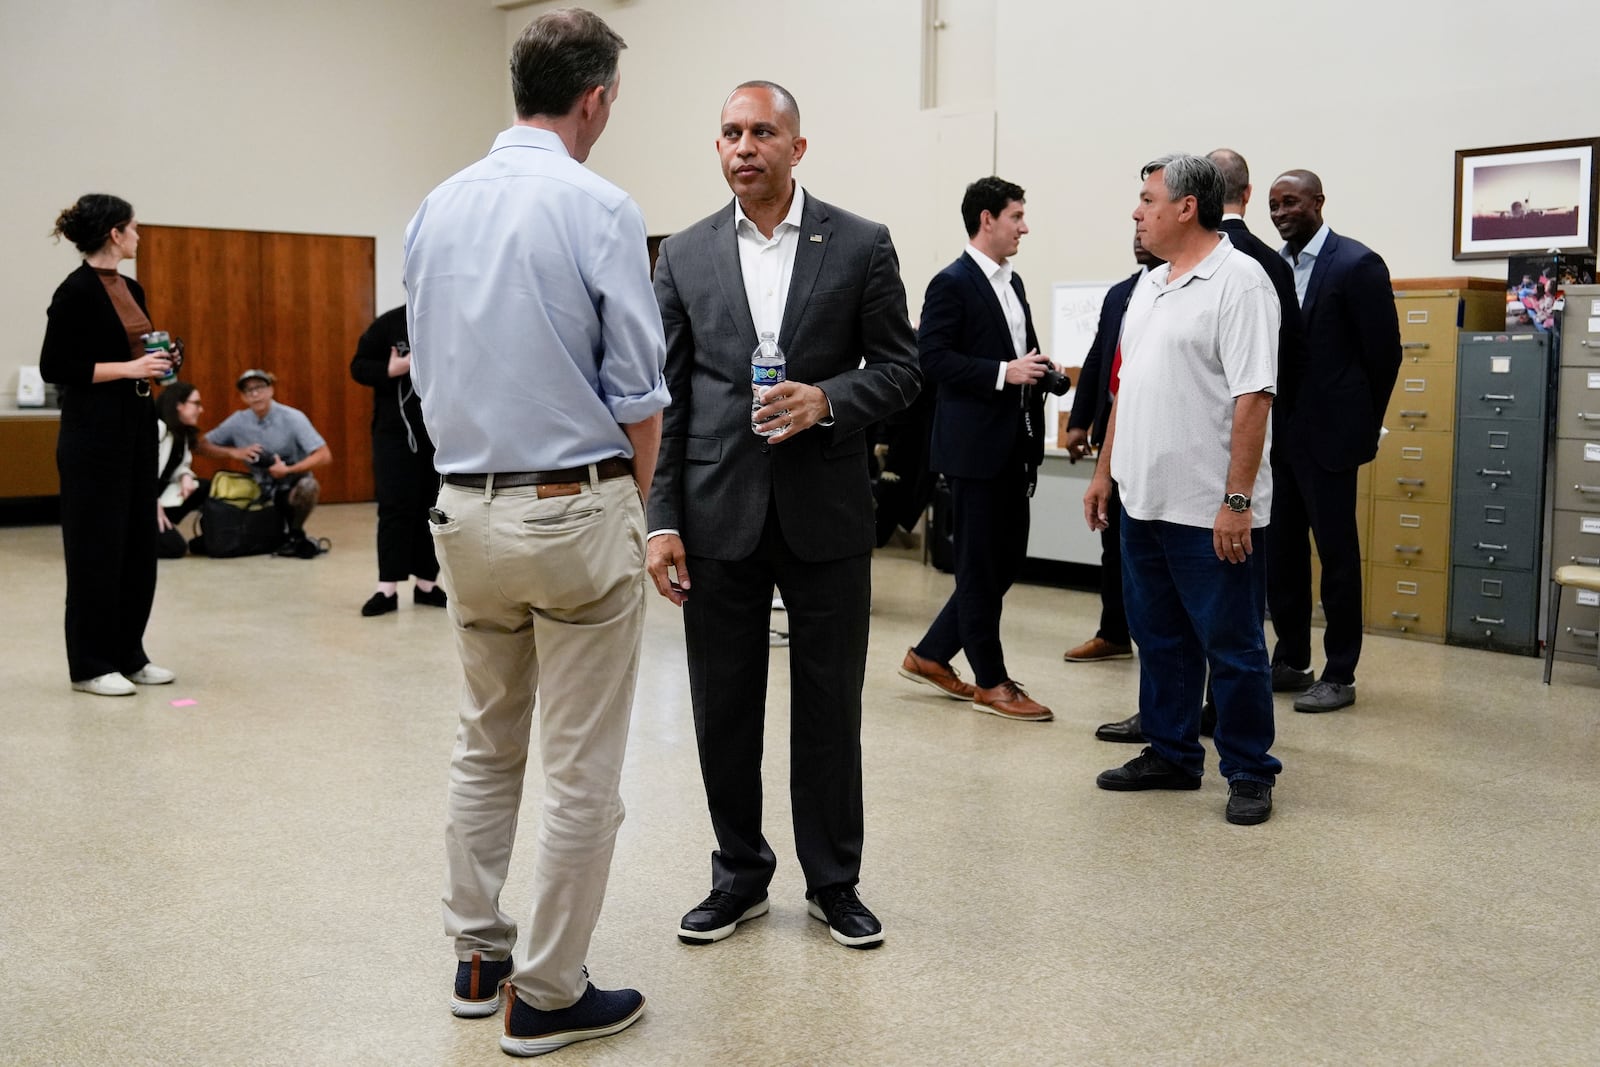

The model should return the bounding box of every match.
[1368,281,1505,640]
[1550,285,1600,661]
[1447,332,1549,654]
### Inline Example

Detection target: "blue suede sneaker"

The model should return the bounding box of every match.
[452,952,515,1018]
[500,982,645,1058]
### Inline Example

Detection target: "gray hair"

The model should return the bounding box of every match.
[1142,153,1224,230]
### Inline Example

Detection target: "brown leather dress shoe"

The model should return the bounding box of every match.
[898,648,977,700]
[972,680,1054,722]
[1063,636,1134,662]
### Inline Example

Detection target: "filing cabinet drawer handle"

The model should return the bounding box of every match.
[1401,341,1429,350]
[1568,627,1599,640]
[1480,393,1515,402]
[1474,542,1508,551]
[1571,555,1600,566]
[1390,611,1420,621]
[1393,544,1423,554]
[1584,340,1598,348]
[1477,468,1511,477]
[1574,484,1600,494]
[1395,477,1425,487]
[1577,412,1600,421]
[1398,410,1428,418]
[1471,616,1506,625]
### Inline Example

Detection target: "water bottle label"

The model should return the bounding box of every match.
[751,364,786,386]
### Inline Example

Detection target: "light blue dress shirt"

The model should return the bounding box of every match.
[403,125,670,474]
[1280,222,1331,307]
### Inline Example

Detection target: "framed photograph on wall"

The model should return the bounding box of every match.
[1454,138,1599,260]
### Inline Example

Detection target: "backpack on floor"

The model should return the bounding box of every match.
[195,471,285,558]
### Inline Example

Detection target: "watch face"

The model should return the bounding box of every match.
[1224,493,1250,512]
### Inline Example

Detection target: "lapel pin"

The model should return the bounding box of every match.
[809,234,823,243]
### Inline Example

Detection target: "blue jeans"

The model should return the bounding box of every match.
[1120,516,1280,783]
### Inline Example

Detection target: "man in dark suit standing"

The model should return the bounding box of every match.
[898,177,1055,723]
[647,81,919,951]
[1063,237,1161,679]
[1266,169,1401,713]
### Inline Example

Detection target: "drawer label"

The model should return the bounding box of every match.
[1579,591,1600,607]
[1480,579,1503,597]
[1592,316,1600,333]
[1399,513,1421,528]
[1491,356,1511,374]
[1401,446,1424,461]
[1403,379,1426,392]
[1483,506,1506,524]
[1586,442,1600,462]
[1584,518,1600,535]
[1488,431,1509,449]
[1589,372,1600,390]
[1395,581,1418,595]
[1407,310,1429,324]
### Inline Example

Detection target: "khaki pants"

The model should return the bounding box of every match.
[431,471,646,1009]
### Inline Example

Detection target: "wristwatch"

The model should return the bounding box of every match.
[1222,492,1251,513]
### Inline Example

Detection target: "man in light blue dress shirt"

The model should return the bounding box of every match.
[402,9,669,1058]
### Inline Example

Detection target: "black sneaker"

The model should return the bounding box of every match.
[806,885,884,949]
[361,591,398,617]
[1226,779,1273,825]
[1271,662,1315,692]
[500,982,644,1057]
[452,952,514,1018]
[1096,746,1203,791]
[677,890,769,944]
[414,584,448,608]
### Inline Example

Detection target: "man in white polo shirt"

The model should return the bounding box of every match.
[1082,153,1282,825]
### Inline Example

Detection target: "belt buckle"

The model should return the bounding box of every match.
[536,482,582,499]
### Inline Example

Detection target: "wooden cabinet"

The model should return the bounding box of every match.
[0,412,60,498]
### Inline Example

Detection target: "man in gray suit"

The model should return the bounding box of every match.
[646,81,920,950]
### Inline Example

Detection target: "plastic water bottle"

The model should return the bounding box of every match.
[750,331,788,437]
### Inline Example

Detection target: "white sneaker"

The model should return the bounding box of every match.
[71,673,136,697]
[771,593,786,611]
[127,664,176,685]
[768,629,789,647]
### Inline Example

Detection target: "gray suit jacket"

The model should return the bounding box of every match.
[649,194,920,562]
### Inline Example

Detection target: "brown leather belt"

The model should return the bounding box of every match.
[443,457,633,491]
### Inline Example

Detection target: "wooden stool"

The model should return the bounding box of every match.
[1542,565,1600,683]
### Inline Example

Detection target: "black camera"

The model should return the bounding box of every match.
[1037,367,1071,397]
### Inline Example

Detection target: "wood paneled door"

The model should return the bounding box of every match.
[136,225,377,504]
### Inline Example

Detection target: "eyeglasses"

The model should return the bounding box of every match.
[241,385,271,396]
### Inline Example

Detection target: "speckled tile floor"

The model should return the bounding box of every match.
[3,502,1597,1065]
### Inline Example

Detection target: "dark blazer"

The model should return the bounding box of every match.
[649,194,921,562]
[350,304,430,443]
[1288,229,1402,471]
[1067,270,1140,448]
[1220,218,1304,437]
[40,263,155,454]
[921,253,1043,479]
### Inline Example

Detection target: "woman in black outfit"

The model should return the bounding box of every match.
[154,381,210,558]
[39,194,177,697]
[349,305,446,616]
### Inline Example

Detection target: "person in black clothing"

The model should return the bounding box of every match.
[39,194,178,697]
[154,381,211,558]
[349,305,446,616]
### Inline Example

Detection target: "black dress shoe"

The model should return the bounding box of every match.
[806,885,883,948]
[1271,662,1315,692]
[361,591,399,617]
[1094,713,1144,743]
[414,584,448,608]
[677,890,768,944]
[1096,747,1203,791]
[1200,702,1217,738]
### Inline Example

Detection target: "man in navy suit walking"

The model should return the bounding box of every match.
[1265,170,1402,713]
[899,176,1055,723]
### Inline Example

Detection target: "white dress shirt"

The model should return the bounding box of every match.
[964,244,1025,389]
[735,186,805,340]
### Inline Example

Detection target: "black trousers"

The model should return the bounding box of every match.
[915,466,1031,688]
[682,503,870,898]
[1265,443,1363,685]
[372,431,439,582]
[58,440,157,682]
[1096,481,1129,646]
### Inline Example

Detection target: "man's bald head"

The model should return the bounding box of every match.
[1268,169,1327,251]
[1207,148,1251,210]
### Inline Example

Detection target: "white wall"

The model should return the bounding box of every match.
[0,0,508,397]
[510,0,1600,358]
